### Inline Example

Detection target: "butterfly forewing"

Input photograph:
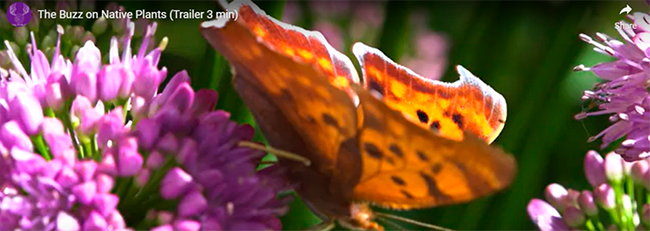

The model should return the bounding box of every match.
[352,43,507,144]
[201,5,359,175]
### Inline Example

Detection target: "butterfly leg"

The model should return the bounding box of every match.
[304,219,335,231]
[238,141,311,166]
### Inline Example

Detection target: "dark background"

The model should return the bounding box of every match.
[1,0,639,230]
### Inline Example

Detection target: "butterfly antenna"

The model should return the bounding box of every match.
[375,216,407,231]
[238,141,311,166]
[373,212,455,231]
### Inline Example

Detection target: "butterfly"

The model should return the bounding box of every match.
[201,1,517,230]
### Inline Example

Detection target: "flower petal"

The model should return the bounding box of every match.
[527,199,571,231]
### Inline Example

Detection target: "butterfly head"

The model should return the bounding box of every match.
[338,203,384,231]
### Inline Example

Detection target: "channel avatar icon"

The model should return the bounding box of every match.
[7,2,31,27]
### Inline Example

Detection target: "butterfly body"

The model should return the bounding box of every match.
[201,1,517,230]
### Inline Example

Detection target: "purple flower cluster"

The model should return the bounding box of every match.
[574,5,650,161]
[135,71,290,230]
[528,151,650,231]
[0,17,289,230]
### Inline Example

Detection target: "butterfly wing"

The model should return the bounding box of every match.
[202,0,517,216]
[348,84,516,209]
[227,0,359,86]
[201,0,366,217]
[352,43,507,144]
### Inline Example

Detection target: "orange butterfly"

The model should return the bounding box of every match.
[201,1,517,230]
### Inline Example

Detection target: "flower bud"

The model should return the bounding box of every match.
[0,9,9,30]
[26,11,38,33]
[116,137,143,176]
[107,211,127,230]
[96,64,122,102]
[0,120,33,152]
[91,17,108,35]
[631,160,649,185]
[578,190,598,216]
[604,152,625,184]
[83,211,107,230]
[134,118,161,150]
[545,183,568,212]
[56,212,80,231]
[584,151,607,187]
[594,184,616,209]
[0,50,10,68]
[160,167,194,200]
[563,205,586,228]
[527,199,571,231]
[7,41,20,57]
[9,91,44,135]
[190,89,218,116]
[45,82,64,111]
[81,31,95,45]
[71,181,97,205]
[13,26,29,46]
[177,190,207,217]
[174,220,201,231]
[79,0,94,12]
[92,193,119,217]
[56,166,80,188]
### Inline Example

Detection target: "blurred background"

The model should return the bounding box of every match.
[0,0,642,230]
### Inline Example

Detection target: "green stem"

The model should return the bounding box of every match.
[58,111,83,158]
[585,219,596,231]
[132,159,173,203]
[44,107,55,118]
[91,136,99,161]
[115,177,132,201]
[635,185,645,222]
[595,221,606,231]
[624,179,636,231]
[31,135,51,161]
[613,182,632,230]
[81,139,94,160]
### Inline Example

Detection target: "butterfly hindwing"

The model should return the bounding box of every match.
[349,84,516,209]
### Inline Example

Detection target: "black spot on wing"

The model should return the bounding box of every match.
[498,119,505,123]
[391,176,406,186]
[367,80,384,95]
[430,121,441,130]
[363,143,383,159]
[401,190,414,199]
[416,110,429,124]
[388,144,404,157]
[416,151,429,162]
[420,171,452,202]
[385,156,395,165]
[452,113,465,129]
[321,113,339,128]
[431,163,443,174]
